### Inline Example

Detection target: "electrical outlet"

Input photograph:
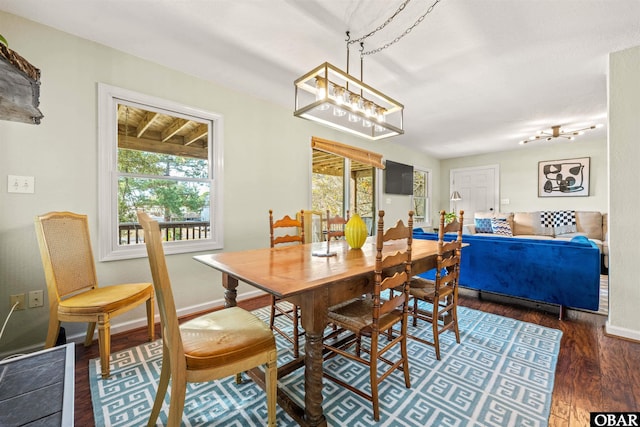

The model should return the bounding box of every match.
[10,294,25,310]
[28,290,44,308]
[7,175,35,194]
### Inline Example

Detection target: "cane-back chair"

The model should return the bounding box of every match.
[34,211,155,379]
[137,211,277,426]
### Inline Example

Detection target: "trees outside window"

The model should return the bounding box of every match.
[311,150,344,217]
[117,149,209,223]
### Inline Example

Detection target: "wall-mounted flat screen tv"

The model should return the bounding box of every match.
[384,160,414,195]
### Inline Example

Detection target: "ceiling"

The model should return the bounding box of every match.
[2,0,640,159]
[117,105,209,160]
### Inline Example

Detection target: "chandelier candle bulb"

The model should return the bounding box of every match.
[315,76,330,110]
[333,107,346,117]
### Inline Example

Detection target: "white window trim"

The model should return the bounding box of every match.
[97,83,224,261]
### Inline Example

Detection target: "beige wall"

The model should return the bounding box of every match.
[607,45,640,341]
[439,138,608,214]
[0,12,438,355]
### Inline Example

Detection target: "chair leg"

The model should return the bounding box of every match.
[265,350,278,427]
[401,322,411,388]
[85,322,96,347]
[148,349,171,427]
[45,317,61,348]
[292,304,300,359]
[270,296,301,358]
[146,296,155,342]
[432,298,441,361]
[98,316,111,379]
[451,303,461,344]
[166,366,187,427]
[269,295,277,329]
[370,335,380,422]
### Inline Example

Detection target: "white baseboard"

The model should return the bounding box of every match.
[605,320,640,342]
[0,289,266,360]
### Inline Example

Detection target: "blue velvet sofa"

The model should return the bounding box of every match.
[413,230,601,312]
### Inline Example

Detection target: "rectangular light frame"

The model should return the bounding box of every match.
[294,62,404,141]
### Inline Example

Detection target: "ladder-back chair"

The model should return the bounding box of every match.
[409,209,464,360]
[269,209,305,358]
[325,209,349,240]
[323,210,414,421]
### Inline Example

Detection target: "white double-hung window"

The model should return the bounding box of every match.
[98,84,223,261]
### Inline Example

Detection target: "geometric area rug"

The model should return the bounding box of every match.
[90,305,562,427]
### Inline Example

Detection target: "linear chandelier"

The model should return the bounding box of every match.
[519,124,603,145]
[293,0,442,141]
[294,62,404,140]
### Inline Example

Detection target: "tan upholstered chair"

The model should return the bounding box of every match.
[409,209,464,360]
[137,211,277,427]
[269,209,305,358]
[323,210,413,421]
[34,211,155,379]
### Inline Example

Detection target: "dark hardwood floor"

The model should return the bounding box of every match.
[74,293,640,427]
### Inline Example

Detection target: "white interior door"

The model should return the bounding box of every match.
[450,165,499,223]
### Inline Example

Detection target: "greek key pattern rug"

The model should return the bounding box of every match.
[90,305,562,426]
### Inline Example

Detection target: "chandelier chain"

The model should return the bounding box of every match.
[347,0,411,45]
[361,0,442,56]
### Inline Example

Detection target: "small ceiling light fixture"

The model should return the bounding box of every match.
[293,0,442,141]
[519,124,603,145]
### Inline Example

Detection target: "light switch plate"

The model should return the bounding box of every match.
[7,175,35,194]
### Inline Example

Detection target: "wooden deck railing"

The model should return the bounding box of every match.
[119,221,210,244]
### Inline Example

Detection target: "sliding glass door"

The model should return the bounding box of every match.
[312,148,376,235]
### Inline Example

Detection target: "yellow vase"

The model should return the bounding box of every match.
[345,213,368,249]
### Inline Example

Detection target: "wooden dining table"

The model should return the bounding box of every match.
[193,237,440,427]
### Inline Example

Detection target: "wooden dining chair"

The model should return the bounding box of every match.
[408,209,464,360]
[323,210,414,421]
[137,211,277,427]
[325,209,349,240]
[34,211,155,379]
[268,209,305,358]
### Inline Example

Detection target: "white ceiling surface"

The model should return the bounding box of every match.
[2,0,640,159]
